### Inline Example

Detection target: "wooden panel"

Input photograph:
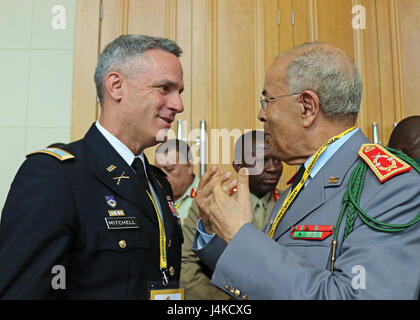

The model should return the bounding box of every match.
[71,0,101,141]
[375,0,399,144]
[211,0,258,176]
[263,0,280,73]
[315,0,355,58]
[293,0,313,46]
[188,0,212,172]
[127,0,166,37]
[395,0,420,118]
[355,0,384,144]
[278,0,293,52]
[100,0,126,52]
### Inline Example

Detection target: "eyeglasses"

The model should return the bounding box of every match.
[259,92,301,110]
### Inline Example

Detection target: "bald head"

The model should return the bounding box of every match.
[388,116,420,159]
[275,42,362,120]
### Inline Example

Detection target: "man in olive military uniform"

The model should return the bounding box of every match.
[0,35,185,299]
[180,130,283,299]
[155,139,199,225]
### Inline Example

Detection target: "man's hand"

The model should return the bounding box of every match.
[208,168,253,243]
[195,166,235,235]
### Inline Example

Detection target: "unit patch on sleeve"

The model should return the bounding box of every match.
[358,144,411,183]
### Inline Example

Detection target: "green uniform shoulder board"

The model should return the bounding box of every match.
[358,143,411,183]
[27,147,75,162]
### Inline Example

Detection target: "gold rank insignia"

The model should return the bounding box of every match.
[328,176,339,184]
[107,164,117,172]
[358,144,412,183]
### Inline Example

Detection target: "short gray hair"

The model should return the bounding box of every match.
[94,34,182,105]
[284,42,362,118]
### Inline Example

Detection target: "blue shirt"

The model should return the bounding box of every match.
[196,128,360,248]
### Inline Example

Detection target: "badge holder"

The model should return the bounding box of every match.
[148,270,184,300]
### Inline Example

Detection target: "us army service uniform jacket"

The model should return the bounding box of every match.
[193,130,420,299]
[0,124,183,299]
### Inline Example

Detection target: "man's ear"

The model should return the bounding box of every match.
[104,72,124,102]
[299,90,320,128]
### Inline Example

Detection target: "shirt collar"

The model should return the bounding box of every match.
[95,120,144,167]
[250,190,274,210]
[176,175,200,203]
[303,128,359,179]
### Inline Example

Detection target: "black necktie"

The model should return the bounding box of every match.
[291,165,306,191]
[131,157,151,193]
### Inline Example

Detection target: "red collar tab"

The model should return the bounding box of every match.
[190,188,197,198]
[273,189,280,201]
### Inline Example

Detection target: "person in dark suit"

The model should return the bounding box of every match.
[0,34,185,299]
[192,42,420,299]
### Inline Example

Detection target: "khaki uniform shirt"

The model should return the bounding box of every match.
[174,175,200,225]
[180,189,279,300]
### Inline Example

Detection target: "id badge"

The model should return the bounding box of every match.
[148,281,184,300]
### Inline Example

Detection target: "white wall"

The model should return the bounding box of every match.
[0,0,76,213]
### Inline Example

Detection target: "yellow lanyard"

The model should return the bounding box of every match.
[145,181,168,283]
[267,126,357,239]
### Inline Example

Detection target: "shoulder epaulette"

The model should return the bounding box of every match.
[358,144,411,183]
[27,147,75,162]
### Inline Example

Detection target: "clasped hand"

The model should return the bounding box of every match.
[194,166,253,243]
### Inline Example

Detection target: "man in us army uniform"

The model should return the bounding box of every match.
[192,42,420,299]
[0,35,185,299]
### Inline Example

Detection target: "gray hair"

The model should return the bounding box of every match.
[284,42,362,118]
[94,34,182,105]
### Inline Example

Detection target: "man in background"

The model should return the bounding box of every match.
[155,139,199,224]
[388,115,420,166]
[180,130,283,299]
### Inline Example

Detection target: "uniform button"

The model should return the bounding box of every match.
[242,295,248,300]
[119,240,127,248]
[234,289,241,296]
[169,266,175,276]
[168,239,172,248]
